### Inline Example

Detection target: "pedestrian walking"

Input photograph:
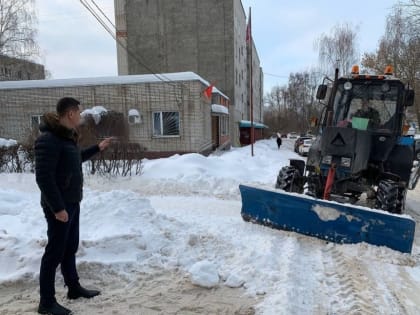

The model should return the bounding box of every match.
[276,133,282,149]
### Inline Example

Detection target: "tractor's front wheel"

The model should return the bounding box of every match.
[275,166,304,193]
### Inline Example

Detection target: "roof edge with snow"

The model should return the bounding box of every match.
[0,72,229,99]
[239,120,268,129]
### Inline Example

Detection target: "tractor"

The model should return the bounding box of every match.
[240,66,419,253]
[276,65,419,214]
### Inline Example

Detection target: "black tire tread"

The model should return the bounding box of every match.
[275,166,304,193]
[376,179,404,214]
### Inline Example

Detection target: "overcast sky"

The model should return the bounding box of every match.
[36,0,398,93]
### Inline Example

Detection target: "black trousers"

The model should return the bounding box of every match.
[39,203,80,305]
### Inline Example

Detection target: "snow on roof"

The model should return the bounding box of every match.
[211,104,229,115]
[128,109,140,116]
[239,120,268,129]
[0,71,229,99]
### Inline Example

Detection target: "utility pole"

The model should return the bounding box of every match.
[247,7,254,156]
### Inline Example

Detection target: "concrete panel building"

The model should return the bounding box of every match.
[0,72,230,158]
[114,0,263,146]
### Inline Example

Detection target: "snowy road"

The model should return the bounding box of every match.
[147,190,420,315]
[1,139,420,314]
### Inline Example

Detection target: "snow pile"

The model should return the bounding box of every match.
[188,260,219,288]
[0,138,18,148]
[81,106,108,124]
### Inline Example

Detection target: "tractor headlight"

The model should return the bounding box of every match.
[341,157,352,167]
[322,155,332,165]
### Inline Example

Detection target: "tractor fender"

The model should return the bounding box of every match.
[289,159,305,176]
[386,142,414,185]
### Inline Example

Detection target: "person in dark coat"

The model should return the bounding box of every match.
[35,97,112,315]
[276,133,282,149]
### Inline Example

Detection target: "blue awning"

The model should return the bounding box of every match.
[239,120,268,129]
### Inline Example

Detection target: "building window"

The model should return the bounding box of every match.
[211,94,217,104]
[221,116,229,136]
[31,115,43,130]
[153,111,180,136]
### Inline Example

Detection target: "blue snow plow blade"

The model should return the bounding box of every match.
[239,185,415,253]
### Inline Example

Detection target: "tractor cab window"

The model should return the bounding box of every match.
[333,82,399,133]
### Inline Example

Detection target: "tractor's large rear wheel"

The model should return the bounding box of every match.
[376,179,405,214]
[275,166,304,193]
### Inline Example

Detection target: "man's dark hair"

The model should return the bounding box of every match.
[56,97,80,117]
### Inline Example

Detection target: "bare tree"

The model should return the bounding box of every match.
[362,4,420,125]
[362,7,416,75]
[265,85,287,110]
[264,69,323,134]
[315,23,359,76]
[404,0,420,27]
[0,0,39,59]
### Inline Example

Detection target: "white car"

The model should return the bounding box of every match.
[287,132,299,139]
[298,139,312,156]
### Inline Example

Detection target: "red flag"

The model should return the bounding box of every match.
[246,8,251,44]
[204,84,213,99]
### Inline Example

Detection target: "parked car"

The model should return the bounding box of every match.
[294,136,312,153]
[287,132,299,139]
[415,136,420,160]
[298,138,312,156]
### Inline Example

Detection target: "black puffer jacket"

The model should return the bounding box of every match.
[35,113,100,213]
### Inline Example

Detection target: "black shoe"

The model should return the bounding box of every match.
[67,284,100,300]
[38,301,72,315]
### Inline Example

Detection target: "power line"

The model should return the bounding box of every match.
[79,0,191,90]
[263,72,289,78]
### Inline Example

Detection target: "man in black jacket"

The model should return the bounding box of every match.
[35,97,112,315]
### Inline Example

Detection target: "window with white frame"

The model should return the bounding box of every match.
[153,111,180,136]
[31,115,43,130]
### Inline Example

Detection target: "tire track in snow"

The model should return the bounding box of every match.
[256,235,327,315]
[319,188,420,315]
[321,244,379,315]
[379,196,420,314]
[285,237,328,315]
[404,199,420,258]
[366,259,417,315]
